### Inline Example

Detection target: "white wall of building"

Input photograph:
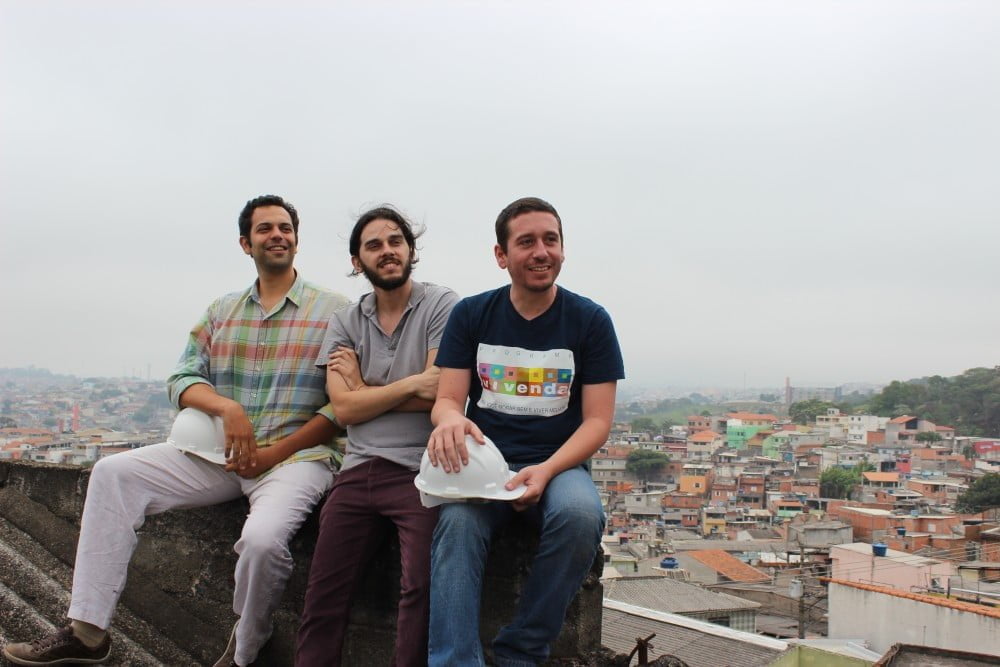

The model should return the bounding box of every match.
[828,582,1000,655]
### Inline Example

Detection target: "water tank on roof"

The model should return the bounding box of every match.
[873,543,888,557]
[659,557,678,569]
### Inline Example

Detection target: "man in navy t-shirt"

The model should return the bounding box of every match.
[426,197,625,666]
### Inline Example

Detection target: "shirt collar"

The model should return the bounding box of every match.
[359,280,426,318]
[249,271,305,308]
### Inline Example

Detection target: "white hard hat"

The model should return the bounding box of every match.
[168,407,227,465]
[414,435,527,508]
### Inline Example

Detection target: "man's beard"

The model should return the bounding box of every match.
[362,257,412,291]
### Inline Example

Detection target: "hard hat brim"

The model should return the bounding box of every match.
[175,445,228,466]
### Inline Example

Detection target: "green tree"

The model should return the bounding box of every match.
[864,367,1000,436]
[626,449,671,483]
[819,461,875,499]
[915,431,943,443]
[820,468,855,499]
[867,380,927,417]
[0,416,16,428]
[851,460,876,478]
[789,399,836,425]
[955,474,1000,513]
[630,417,658,434]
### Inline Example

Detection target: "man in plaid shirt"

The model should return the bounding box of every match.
[4,195,349,667]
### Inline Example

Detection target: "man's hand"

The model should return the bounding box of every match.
[328,346,364,390]
[506,464,555,511]
[221,402,257,471]
[426,411,484,473]
[226,442,282,478]
[411,366,441,401]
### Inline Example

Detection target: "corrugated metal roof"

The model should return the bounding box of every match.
[603,576,760,614]
[602,600,787,667]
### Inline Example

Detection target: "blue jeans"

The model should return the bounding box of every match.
[427,465,605,667]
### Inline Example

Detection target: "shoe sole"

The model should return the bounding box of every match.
[2,645,110,666]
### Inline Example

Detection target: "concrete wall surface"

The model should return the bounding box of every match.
[827,582,1000,655]
[0,459,605,666]
[767,645,874,667]
[830,545,955,591]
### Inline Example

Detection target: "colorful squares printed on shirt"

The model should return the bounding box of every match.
[477,364,573,397]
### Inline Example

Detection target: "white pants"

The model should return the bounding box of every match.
[67,442,333,666]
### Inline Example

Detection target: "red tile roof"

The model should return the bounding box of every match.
[863,472,900,483]
[687,549,770,583]
[889,415,916,424]
[726,412,778,421]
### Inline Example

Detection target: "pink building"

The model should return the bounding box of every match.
[830,542,955,591]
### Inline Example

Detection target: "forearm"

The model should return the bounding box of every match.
[393,397,435,412]
[355,386,433,412]
[539,415,613,477]
[230,413,340,477]
[431,396,466,425]
[178,383,239,416]
[266,413,341,459]
[331,376,417,425]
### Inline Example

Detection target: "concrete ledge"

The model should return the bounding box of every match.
[0,459,603,665]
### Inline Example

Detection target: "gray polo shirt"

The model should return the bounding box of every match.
[317,281,459,472]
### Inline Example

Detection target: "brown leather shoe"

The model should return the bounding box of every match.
[3,625,111,665]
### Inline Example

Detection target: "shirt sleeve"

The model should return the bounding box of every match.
[315,309,353,369]
[166,302,217,408]
[577,306,626,385]
[434,297,476,370]
[426,288,461,350]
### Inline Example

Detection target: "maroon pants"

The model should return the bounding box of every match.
[296,457,438,667]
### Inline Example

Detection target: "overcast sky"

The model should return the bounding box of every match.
[1,0,998,389]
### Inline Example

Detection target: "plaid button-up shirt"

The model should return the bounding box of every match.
[167,274,349,470]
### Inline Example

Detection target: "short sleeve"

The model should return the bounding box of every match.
[434,297,476,370]
[316,310,353,369]
[577,306,625,385]
[426,288,461,350]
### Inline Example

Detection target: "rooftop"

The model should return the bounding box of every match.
[601,599,787,667]
[831,543,947,567]
[825,578,1000,619]
[863,472,900,483]
[603,576,760,615]
[686,550,771,583]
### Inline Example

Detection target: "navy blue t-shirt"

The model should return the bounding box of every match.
[435,285,625,464]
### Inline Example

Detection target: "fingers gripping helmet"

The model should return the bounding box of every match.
[168,407,227,465]
[414,435,527,508]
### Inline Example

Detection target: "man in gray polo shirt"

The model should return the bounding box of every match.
[295,206,458,666]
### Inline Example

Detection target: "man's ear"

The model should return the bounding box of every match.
[494,244,508,270]
[351,256,362,274]
[239,236,252,255]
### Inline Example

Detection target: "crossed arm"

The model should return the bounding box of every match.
[426,367,617,509]
[326,347,440,426]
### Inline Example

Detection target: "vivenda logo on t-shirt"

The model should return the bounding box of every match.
[475,344,574,417]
